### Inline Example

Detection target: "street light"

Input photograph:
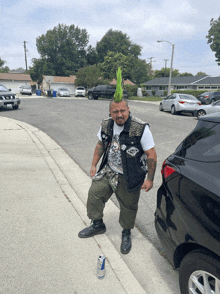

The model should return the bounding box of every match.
[157,40,175,95]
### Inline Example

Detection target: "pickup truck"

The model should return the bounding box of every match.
[87,85,128,100]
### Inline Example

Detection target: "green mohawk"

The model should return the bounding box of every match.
[114,67,123,102]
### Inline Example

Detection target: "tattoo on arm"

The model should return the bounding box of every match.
[96,140,104,158]
[146,158,157,181]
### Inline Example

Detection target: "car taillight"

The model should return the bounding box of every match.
[179,101,186,104]
[161,161,176,179]
[204,96,209,98]
[198,102,201,105]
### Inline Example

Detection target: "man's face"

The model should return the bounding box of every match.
[109,101,130,126]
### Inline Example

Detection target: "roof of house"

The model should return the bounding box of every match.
[43,75,76,84]
[0,73,32,81]
[146,75,220,85]
[110,79,135,86]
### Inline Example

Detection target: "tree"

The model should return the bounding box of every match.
[179,72,193,77]
[196,71,207,76]
[35,23,89,76]
[75,65,106,88]
[0,58,9,73]
[100,52,151,84]
[86,45,98,66]
[154,67,179,78]
[29,58,48,86]
[96,29,142,63]
[207,17,220,65]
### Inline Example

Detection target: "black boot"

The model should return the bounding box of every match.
[120,229,132,254]
[78,220,106,238]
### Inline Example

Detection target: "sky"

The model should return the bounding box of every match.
[1,0,220,77]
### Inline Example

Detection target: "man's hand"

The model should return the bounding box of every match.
[141,179,153,192]
[90,165,96,177]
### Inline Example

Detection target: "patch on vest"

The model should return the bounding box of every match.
[121,144,127,151]
[126,147,139,157]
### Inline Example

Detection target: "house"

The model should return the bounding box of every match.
[110,79,135,86]
[144,75,220,96]
[0,73,32,94]
[42,75,76,95]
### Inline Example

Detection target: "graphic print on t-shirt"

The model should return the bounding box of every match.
[108,134,123,174]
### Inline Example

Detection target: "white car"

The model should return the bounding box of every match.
[194,100,220,118]
[20,86,32,95]
[159,93,201,115]
[75,86,86,97]
[57,88,70,97]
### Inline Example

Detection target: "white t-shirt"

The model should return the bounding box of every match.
[97,121,155,174]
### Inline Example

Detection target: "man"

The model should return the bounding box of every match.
[79,68,157,254]
[78,69,157,254]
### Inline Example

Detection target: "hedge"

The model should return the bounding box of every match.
[171,90,209,97]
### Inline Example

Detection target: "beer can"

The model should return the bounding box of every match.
[97,254,105,279]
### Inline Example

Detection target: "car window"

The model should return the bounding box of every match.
[175,121,220,162]
[77,87,84,90]
[179,94,197,100]
[0,85,8,91]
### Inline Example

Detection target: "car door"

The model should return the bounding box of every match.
[163,95,172,111]
[209,100,220,114]
[214,91,220,101]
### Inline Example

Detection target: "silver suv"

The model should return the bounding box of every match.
[0,84,20,110]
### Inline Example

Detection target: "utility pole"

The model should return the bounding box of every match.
[23,41,28,72]
[148,57,156,74]
[163,59,169,69]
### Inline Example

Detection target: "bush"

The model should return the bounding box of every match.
[152,90,156,96]
[123,85,139,97]
[171,90,207,97]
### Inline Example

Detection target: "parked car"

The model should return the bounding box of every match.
[75,86,86,97]
[197,91,220,104]
[159,93,201,115]
[0,84,20,110]
[155,112,220,294]
[20,86,32,95]
[57,88,70,97]
[194,100,220,118]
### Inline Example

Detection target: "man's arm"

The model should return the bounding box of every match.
[141,147,157,192]
[90,140,104,177]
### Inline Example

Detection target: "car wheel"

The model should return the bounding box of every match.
[12,105,19,110]
[159,103,163,111]
[88,93,94,100]
[171,105,176,115]
[197,109,206,118]
[179,249,220,294]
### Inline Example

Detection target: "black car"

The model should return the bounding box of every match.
[155,112,220,294]
[197,91,220,104]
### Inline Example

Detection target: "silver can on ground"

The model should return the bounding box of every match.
[97,255,105,279]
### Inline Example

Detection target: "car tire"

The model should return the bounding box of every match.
[197,109,206,118]
[12,105,19,110]
[88,93,94,100]
[159,103,163,111]
[171,105,176,115]
[179,249,220,294]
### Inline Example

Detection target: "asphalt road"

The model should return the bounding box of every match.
[0,96,198,257]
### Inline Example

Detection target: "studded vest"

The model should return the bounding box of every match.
[99,115,148,192]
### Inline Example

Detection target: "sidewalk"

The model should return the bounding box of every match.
[0,116,179,294]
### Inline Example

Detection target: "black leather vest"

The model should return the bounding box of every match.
[98,115,148,192]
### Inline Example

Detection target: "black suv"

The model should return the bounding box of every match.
[155,112,220,293]
[0,84,20,110]
[197,91,220,104]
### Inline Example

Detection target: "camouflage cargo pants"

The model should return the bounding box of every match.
[87,173,141,229]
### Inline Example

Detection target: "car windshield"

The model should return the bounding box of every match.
[179,94,197,101]
[77,87,84,90]
[0,85,8,91]
[60,88,68,91]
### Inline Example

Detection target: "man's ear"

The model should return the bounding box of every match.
[109,113,111,117]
